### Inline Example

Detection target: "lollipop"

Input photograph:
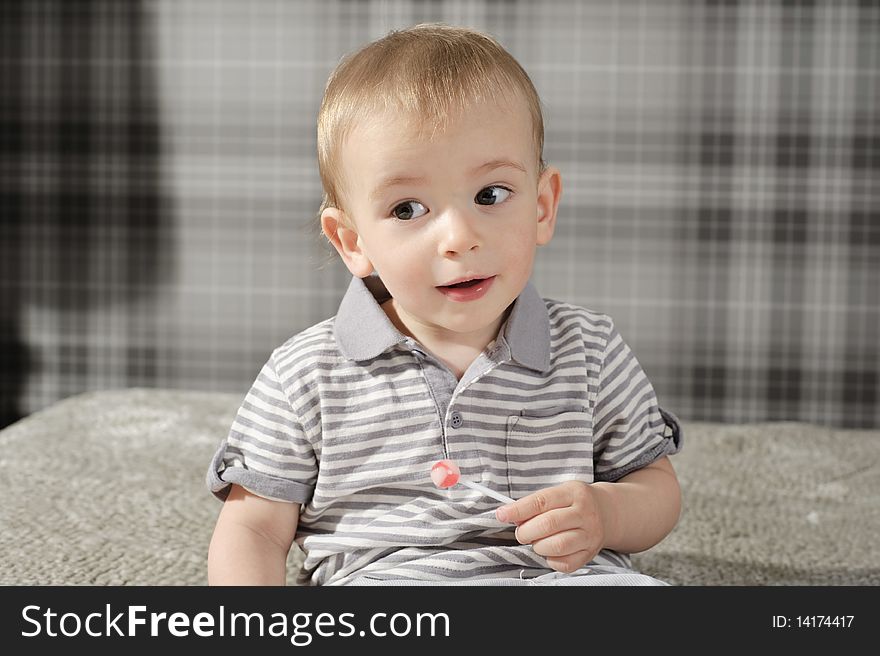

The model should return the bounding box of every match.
[430,459,514,504]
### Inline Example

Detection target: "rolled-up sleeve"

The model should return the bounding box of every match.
[207,353,317,503]
[592,322,683,482]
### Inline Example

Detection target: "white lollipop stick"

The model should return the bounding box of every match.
[458,479,514,504]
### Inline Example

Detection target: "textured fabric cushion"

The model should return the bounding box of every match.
[0,389,876,585]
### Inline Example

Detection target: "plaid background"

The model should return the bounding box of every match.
[1,0,877,429]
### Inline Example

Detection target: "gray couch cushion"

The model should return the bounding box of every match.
[1,389,876,585]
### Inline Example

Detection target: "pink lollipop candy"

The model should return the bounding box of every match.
[431,459,514,504]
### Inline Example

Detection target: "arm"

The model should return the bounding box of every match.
[495,456,681,573]
[591,455,681,554]
[208,484,300,585]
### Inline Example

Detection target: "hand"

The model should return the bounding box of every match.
[495,480,610,574]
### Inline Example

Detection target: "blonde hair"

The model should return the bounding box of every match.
[317,23,546,217]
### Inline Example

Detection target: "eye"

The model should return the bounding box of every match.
[474,185,512,206]
[391,200,428,221]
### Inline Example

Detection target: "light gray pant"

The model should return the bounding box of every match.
[344,566,668,586]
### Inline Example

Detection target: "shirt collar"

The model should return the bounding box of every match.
[333,275,406,361]
[333,274,551,372]
[500,279,552,372]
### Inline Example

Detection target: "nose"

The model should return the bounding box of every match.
[436,207,481,258]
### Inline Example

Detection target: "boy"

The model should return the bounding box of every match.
[207,23,682,586]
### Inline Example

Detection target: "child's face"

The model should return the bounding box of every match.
[323,95,561,343]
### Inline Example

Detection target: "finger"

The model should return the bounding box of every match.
[545,550,591,574]
[514,507,582,545]
[495,485,574,524]
[530,528,589,559]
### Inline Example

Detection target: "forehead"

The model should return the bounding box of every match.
[345,93,535,167]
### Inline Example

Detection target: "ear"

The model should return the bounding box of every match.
[535,165,562,246]
[320,207,375,277]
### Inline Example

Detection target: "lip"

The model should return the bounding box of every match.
[436,275,496,302]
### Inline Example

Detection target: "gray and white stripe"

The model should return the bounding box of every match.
[208,276,681,585]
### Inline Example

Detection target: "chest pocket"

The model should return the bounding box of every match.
[505,408,593,500]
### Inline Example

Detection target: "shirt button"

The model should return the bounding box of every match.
[450,412,463,429]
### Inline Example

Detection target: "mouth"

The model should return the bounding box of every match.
[435,275,496,302]
[437,275,493,289]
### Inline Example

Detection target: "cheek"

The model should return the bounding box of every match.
[498,222,539,279]
[364,234,426,285]
[503,219,538,254]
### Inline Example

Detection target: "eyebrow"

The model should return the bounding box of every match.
[369,158,527,202]
[471,158,527,176]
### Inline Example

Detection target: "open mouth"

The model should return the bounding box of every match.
[441,278,486,289]
[436,275,496,301]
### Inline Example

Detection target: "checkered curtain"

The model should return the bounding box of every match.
[1,0,173,427]
[1,0,877,428]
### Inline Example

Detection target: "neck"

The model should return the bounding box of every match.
[381,300,507,379]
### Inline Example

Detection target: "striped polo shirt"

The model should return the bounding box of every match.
[207,274,683,585]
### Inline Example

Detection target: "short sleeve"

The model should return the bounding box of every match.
[206,353,318,503]
[592,321,683,482]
